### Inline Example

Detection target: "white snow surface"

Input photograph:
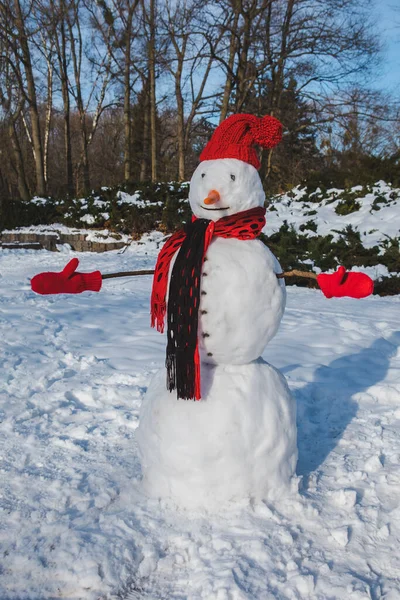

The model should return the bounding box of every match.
[80,214,96,225]
[117,190,163,207]
[267,180,400,248]
[1,241,400,598]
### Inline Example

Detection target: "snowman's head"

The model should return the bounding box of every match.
[189,158,265,221]
[188,113,283,221]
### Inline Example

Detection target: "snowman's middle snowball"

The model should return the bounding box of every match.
[197,236,286,365]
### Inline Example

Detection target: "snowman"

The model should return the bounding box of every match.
[30,113,374,509]
[136,114,297,508]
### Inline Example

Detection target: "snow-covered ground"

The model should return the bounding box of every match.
[1,239,400,599]
[268,180,399,249]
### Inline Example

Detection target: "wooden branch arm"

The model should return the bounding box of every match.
[101,269,318,281]
[276,269,318,280]
[102,270,156,280]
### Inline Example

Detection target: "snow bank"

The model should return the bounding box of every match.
[2,223,132,245]
[267,180,400,248]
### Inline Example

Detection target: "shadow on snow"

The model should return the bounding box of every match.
[295,331,400,477]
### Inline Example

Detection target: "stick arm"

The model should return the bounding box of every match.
[101,268,372,299]
[101,269,316,280]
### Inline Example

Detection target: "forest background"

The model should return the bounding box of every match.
[0,0,399,218]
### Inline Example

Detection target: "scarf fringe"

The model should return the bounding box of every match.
[150,296,166,333]
[166,345,201,401]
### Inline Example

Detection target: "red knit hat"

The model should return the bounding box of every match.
[199,113,282,170]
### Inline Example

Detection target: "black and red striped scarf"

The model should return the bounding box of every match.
[150,206,266,400]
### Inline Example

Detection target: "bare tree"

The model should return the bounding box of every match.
[159,0,222,179]
[63,0,112,194]
[208,0,380,121]
[0,0,47,195]
[0,61,30,198]
[90,0,142,183]
[316,87,400,158]
[141,0,158,181]
[0,0,397,200]
[30,4,55,187]
[35,0,75,196]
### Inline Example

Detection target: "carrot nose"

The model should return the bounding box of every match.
[203,190,220,205]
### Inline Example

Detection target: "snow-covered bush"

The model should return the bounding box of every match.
[1,180,399,294]
[0,181,191,235]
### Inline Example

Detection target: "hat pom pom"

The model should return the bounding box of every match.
[251,115,283,149]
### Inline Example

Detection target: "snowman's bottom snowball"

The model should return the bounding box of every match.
[136,359,297,508]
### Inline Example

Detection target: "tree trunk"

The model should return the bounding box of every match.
[123,9,133,183]
[149,0,157,182]
[235,5,253,112]
[62,87,73,196]
[176,88,185,180]
[59,13,74,196]
[124,61,132,183]
[67,3,91,195]
[220,4,240,122]
[175,49,186,181]
[13,0,46,196]
[43,59,53,186]
[81,131,91,193]
[140,84,150,181]
[264,0,295,182]
[9,121,30,201]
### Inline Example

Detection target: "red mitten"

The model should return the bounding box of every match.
[31,258,102,295]
[317,266,374,299]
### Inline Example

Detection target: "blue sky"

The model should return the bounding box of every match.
[375,0,400,93]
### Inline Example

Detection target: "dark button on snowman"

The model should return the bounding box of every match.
[136,114,297,508]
